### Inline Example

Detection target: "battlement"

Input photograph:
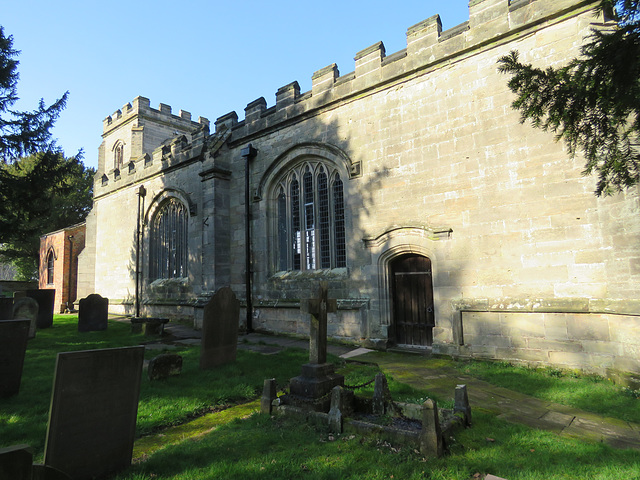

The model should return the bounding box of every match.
[103,96,209,135]
[214,0,599,137]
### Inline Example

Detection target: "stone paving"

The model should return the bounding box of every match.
[143,320,640,451]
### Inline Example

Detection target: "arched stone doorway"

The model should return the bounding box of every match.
[390,254,435,347]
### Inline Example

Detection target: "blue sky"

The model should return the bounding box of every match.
[4,1,470,169]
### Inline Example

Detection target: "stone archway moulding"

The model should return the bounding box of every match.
[255,142,357,201]
[143,187,196,226]
[365,225,450,328]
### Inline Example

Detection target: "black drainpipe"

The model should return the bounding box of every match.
[241,144,257,333]
[135,185,147,318]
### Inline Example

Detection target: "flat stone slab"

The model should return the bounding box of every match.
[238,344,282,355]
[340,347,374,359]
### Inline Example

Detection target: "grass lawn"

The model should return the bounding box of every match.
[0,315,309,461]
[1,315,639,479]
[453,359,640,424]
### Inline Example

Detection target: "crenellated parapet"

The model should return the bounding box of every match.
[213,0,599,139]
[95,96,212,198]
[102,96,209,136]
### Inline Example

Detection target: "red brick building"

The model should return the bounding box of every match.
[39,223,86,313]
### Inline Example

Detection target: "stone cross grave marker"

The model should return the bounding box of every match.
[44,346,145,480]
[0,319,30,398]
[287,282,343,412]
[305,281,337,365]
[26,289,55,329]
[12,297,39,338]
[200,286,240,369]
[77,294,108,332]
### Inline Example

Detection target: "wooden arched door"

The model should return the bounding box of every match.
[390,254,434,346]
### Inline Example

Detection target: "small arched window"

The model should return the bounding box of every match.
[114,143,124,171]
[149,198,188,279]
[46,250,55,285]
[275,162,346,271]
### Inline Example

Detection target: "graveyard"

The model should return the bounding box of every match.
[1,308,640,479]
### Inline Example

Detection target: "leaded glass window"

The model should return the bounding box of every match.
[150,198,188,279]
[275,162,346,271]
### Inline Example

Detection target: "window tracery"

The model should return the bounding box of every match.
[149,198,188,279]
[275,161,346,271]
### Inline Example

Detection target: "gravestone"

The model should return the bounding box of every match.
[77,294,108,332]
[0,297,13,319]
[0,444,32,480]
[287,282,344,412]
[12,297,39,339]
[199,286,240,369]
[44,346,145,480]
[148,353,182,380]
[26,289,55,329]
[0,319,30,398]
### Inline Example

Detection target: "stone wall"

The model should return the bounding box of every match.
[79,0,640,376]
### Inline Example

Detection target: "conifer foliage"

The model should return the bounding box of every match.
[0,26,68,162]
[0,26,94,279]
[498,0,640,196]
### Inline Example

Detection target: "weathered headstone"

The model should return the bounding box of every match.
[44,346,145,480]
[26,289,55,329]
[148,353,182,380]
[0,297,13,319]
[12,297,39,339]
[199,286,240,369]
[287,282,344,412]
[0,444,32,480]
[0,319,30,398]
[77,294,108,332]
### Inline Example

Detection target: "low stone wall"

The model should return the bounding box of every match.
[245,303,367,343]
[435,310,640,379]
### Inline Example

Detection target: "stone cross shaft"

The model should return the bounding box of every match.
[306,282,337,365]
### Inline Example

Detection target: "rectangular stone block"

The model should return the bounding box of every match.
[0,444,33,480]
[461,311,503,336]
[566,315,611,342]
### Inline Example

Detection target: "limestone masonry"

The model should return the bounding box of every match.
[75,0,640,379]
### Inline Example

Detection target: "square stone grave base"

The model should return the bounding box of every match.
[287,363,345,412]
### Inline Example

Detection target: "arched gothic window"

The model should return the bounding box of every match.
[276,162,346,271]
[46,250,55,284]
[114,143,124,171]
[149,198,188,279]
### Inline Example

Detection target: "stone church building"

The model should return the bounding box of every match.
[76,0,640,378]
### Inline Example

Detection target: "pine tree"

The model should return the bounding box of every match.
[0,25,93,279]
[498,0,640,196]
[0,152,95,280]
[0,25,68,163]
